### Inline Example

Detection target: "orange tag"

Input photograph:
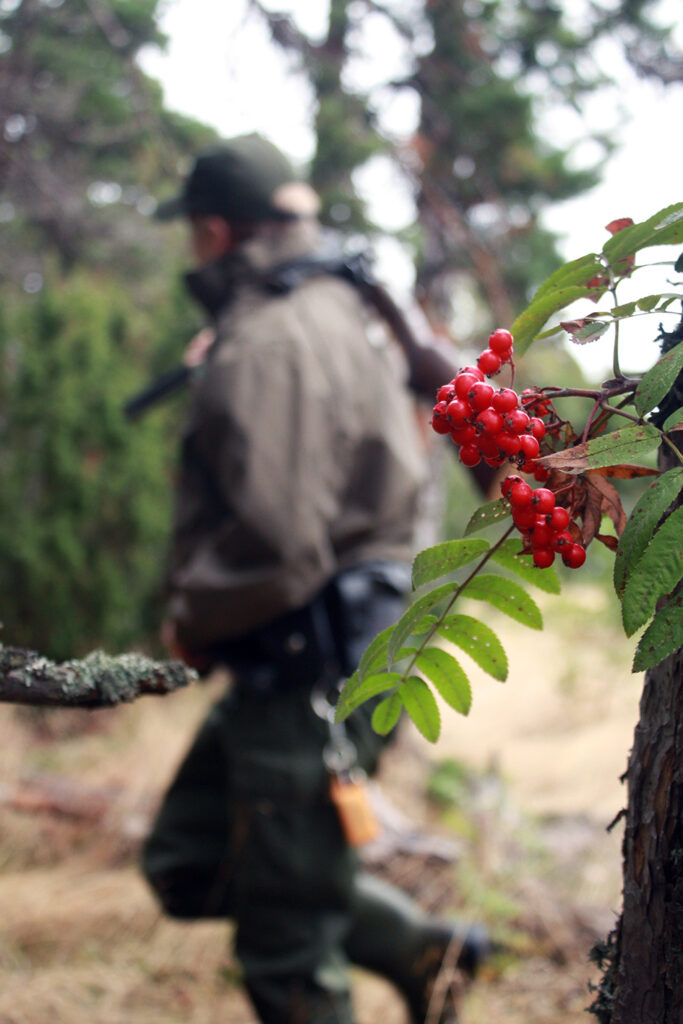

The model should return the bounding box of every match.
[329,775,380,847]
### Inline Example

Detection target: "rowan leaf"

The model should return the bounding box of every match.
[565,321,610,345]
[387,582,458,666]
[336,670,403,722]
[581,472,627,543]
[533,253,606,301]
[464,500,511,535]
[662,408,683,432]
[511,285,596,356]
[603,203,683,264]
[614,468,683,595]
[438,614,508,682]
[372,692,404,735]
[589,465,660,479]
[358,624,394,680]
[632,590,683,673]
[634,341,683,416]
[621,506,683,636]
[491,538,561,594]
[537,424,661,474]
[412,538,490,588]
[415,647,472,715]
[461,574,543,629]
[399,676,441,741]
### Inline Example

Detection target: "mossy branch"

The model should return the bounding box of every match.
[0,644,196,707]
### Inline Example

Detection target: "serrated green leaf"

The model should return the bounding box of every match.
[415,648,471,715]
[461,574,543,629]
[614,468,683,595]
[662,408,683,432]
[336,670,404,721]
[491,538,561,594]
[399,676,441,741]
[611,301,638,317]
[412,614,439,634]
[568,321,610,343]
[621,506,683,636]
[387,582,458,666]
[583,424,662,467]
[636,293,681,312]
[533,253,605,301]
[372,692,404,735]
[635,341,683,416]
[632,591,683,672]
[603,203,683,265]
[438,613,508,682]
[358,623,394,680]
[511,285,596,356]
[464,500,511,535]
[412,538,490,589]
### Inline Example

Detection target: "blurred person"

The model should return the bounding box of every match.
[141,133,489,1024]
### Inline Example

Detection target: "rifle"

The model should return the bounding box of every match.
[123,255,459,421]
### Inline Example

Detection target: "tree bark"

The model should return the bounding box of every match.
[0,645,195,707]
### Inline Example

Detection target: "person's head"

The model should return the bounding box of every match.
[155,133,319,265]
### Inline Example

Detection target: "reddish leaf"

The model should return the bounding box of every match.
[560,318,594,333]
[590,464,660,479]
[605,217,634,234]
[583,471,628,540]
[596,533,619,551]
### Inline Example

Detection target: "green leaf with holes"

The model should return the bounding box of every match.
[412,538,490,589]
[387,582,459,666]
[491,538,561,594]
[465,500,511,535]
[461,574,543,629]
[635,341,683,416]
[399,676,441,741]
[336,670,403,722]
[437,614,508,682]
[632,591,683,673]
[372,692,404,735]
[621,507,683,636]
[415,647,472,715]
[614,468,683,595]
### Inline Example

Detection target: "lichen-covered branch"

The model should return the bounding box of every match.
[0,645,196,707]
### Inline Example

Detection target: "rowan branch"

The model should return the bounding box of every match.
[0,644,195,707]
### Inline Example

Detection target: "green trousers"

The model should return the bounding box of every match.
[142,680,401,1024]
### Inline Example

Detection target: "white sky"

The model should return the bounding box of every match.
[140,0,682,376]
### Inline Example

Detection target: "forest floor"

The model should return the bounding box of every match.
[0,580,643,1024]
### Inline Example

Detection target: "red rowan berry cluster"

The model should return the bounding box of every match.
[431,327,588,571]
[431,329,547,472]
[500,476,586,569]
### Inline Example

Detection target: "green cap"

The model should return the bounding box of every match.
[155,134,298,223]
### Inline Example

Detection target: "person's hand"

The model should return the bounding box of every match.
[182,327,215,369]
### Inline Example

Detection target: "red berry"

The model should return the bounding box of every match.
[533,548,555,569]
[455,371,480,399]
[512,506,536,530]
[492,388,519,414]
[476,436,500,459]
[459,443,481,467]
[533,464,550,482]
[495,431,522,455]
[476,408,504,435]
[477,349,502,376]
[432,402,451,434]
[553,529,574,552]
[437,381,457,403]
[531,520,554,548]
[518,434,541,461]
[549,507,570,531]
[529,417,546,440]
[446,398,470,426]
[563,544,586,569]
[488,328,514,356]
[501,474,522,497]
[504,409,531,434]
[451,424,477,445]
[460,365,485,381]
[530,487,555,514]
[509,480,533,508]
[467,382,495,411]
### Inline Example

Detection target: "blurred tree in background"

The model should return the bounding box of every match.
[0,0,214,658]
[251,0,679,333]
